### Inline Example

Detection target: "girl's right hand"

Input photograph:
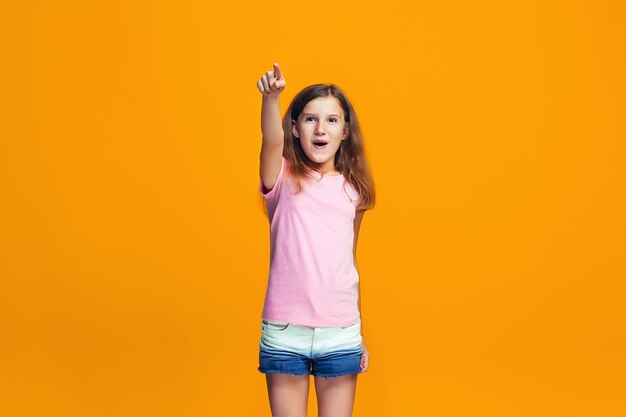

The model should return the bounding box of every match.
[257,63,286,96]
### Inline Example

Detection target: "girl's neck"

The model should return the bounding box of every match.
[310,160,340,176]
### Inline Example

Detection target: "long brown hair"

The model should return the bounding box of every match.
[281,83,376,212]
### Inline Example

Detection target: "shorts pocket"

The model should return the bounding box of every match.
[262,320,290,331]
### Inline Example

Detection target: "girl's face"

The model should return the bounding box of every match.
[292,96,349,172]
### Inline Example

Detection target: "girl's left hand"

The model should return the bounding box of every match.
[360,338,369,372]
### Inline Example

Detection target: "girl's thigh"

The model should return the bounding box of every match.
[265,373,310,417]
[314,372,358,417]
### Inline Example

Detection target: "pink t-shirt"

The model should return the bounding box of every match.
[259,156,361,328]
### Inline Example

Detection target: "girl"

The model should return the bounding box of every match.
[256,62,375,417]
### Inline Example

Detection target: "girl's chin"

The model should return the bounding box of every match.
[307,148,333,158]
[306,154,331,163]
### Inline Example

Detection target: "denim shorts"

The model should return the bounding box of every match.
[258,319,363,378]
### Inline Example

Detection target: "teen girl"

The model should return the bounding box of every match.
[256,62,375,417]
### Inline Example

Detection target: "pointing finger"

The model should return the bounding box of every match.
[273,62,283,80]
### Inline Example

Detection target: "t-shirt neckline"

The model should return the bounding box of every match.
[310,169,344,180]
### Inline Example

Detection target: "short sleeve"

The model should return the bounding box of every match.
[259,156,286,202]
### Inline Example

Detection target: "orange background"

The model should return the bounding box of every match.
[2,1,625,416]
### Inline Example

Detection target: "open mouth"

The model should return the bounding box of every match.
[313,140,328,149]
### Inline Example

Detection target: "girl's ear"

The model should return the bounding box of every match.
[291,120,299,138]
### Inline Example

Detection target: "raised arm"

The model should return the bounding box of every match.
[257,63,286,191]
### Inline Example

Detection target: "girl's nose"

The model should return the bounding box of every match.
[315,124,325,135]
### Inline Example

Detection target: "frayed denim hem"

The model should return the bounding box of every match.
[258,368,311,376]
[312,369,362,379]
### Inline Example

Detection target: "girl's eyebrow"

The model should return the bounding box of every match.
[302,113,340,117]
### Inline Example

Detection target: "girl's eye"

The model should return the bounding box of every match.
[305,117,338,122]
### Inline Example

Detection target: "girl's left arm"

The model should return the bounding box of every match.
[353,210,365,336]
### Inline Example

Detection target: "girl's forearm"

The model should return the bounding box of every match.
[358,279,364,337]
[261,94,284,145]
